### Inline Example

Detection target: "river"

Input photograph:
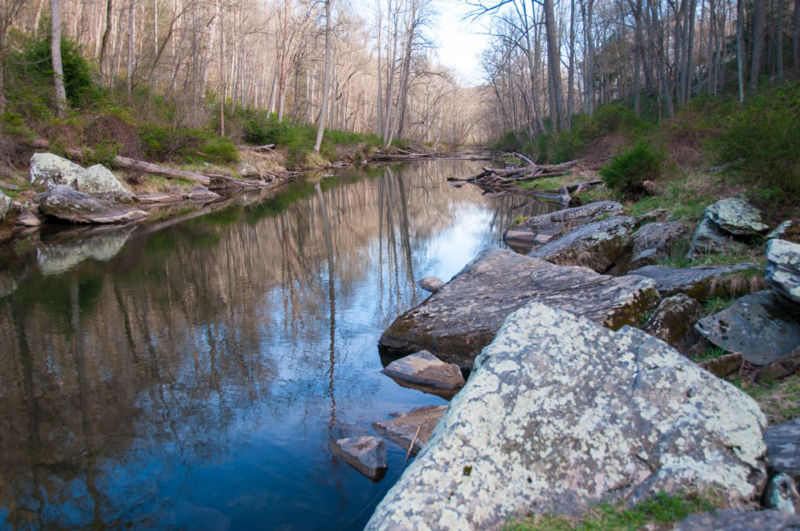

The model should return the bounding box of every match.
[0,160,558,531]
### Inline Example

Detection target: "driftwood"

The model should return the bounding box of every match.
[239,144,276,153]
[369,152,436,162]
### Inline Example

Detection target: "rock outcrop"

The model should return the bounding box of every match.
[629,263,763,301]
[330,437,387,480]
[372,405,446,456]
[367,303,767,530]
[30,153,87,189]
[527,216,635,273]
[628,221,690,270]
[689,197,769,257]
[381,351,465,391]
[379,248,660,370]
[81,165,137,204]
[767,239,800,305]
[36,185,148,224]
[642,293,704,352]
[503,201,623,253]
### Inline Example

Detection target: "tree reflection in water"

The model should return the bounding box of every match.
[0,161,558,531]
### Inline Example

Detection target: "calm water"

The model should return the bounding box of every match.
[0,161,557,531]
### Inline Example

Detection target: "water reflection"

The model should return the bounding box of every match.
[0,161,558,531]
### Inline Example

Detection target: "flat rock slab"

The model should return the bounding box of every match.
[136,193,184,205]
[382,351,465,390]
[185,187,222,202]
[36,185,148,224]
[767,239,800,305]
[372,405,446,456]
[330,437,387,480]
[675,509,800,531]
[379,248,660,370]
[765,418,800,481]
[630,263,763,301]
[695,291,800,366]
[503,201,623,253]
[367,303,767,530]
[527,216,636,273]
[417,277,445,293]
[705,196,770,236]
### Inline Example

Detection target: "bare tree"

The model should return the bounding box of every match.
[51,0,68,116]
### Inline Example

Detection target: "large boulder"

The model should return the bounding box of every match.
[0,190,14,220]
[695,291,800,366]
[674,509,800,531]
[705,196,770,236]
[630,263,764,301]
[367,303,768,530]
[330,437,387,480]
[503,201,623,253]
[527,216,636,273]
[642,293,704,352]
[36,185,148,224]
[79,165,136,204]
[30,153,86,189]
[381,351,465,391]
[767,239,800,305]
[629,221,690,270]
[372,405,446,456]
[379,248,660,370]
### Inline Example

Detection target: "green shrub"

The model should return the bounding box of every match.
[242,112,289,145]
[200,137,238,163]
[139,124,238,164]
[600,141,664,196]
[549,130,584,164]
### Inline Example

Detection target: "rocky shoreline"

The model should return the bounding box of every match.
[359,194,800,529]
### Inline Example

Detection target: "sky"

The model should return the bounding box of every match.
[432,0,491,85]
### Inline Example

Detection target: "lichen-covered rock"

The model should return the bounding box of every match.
[695,291,800,366]
[705,196,770,236]
[630,263,764,301]
[372,405,445,455]
[330,437,387,480]
[527,216,636,273]
[79,165,136,204]
[764,473,800,515]
[0,190,13,220]
[235,161,260,178]
[767,239,800,305]
[417,276,445,293]
[379,248,660,370]
[382,351,465,391]
[30,153,87,189]
[689,217,750,257]
[629,221,690,270]
[769,221,800,243]
[366,303,768,530]
[643,293,704,352]
[36,185,148,224]
[503,201,623,253]
[674,509,800,531]
[766,418,800,482]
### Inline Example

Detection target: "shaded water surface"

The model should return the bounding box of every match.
[0,161,558,531]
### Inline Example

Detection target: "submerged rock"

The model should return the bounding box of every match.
[695,291,800,366]
[185,187,221,202]
[330,437,387,480]
[674,509,800,531]
[629,221,690,270]
[503,201,623,253]
[30,153,86,189]
[379,248,659,370]
[381,351,464,391]
[630,263,763,301]
[527,216,635,273]
[417,276,445,293]
[372,405,446,456]
[764,473,800,515]
[642,293,704,352]
[80,165,136,204]
[766,418,800,482]
[705,196,769,236]
[367,303,767,530]
[767,239,800,305]
[36,185,148,224]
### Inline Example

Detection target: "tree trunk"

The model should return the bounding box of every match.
[99,0,113,84]
[567,0,576,128]
[750,0,766,91]
[126,0,135,103]
[50,0,68,117]
[794,0,800,70]
[544,0,564,131]
[313,0,332,154]
[776,0,783,79]
[738,0,746,100]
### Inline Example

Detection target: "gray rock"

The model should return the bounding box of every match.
[633,208,668,226]
[80,165,136,204]
[767,239,800,304]
[629,221,690,270]
[330,437,387,479]
[382,351,465,391]
[766,418,800,482]
[417,276,445,293]
[705,196,770,236]
[527,216,636,273]
[700,352,744,378]
[372,405,445,456]
[36,185,148,224]
[503,201,623,253]
[695,291,800,366]
[379,248,660,370]
[769,221,800,243]
[30,153,86,189]
[185,187,221,202]
[764,473,800,515]
[689,217,749,257]
[643,293,704,352]
[235,162,260,178]
[756,347,800,382]
[14,211,43,227]
[630,263,764,301]
[675,509,800,531]
[0,190,13,220]
[366,303,768,530]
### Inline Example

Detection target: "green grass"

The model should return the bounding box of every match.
[691,346,728,364]
[703,297,736,315]
[731,374,800,425]
[506,491,723,531]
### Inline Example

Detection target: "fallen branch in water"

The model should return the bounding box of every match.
[405,425,422,462]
